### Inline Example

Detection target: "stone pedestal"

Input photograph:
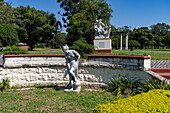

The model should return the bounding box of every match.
[94,38,112,53]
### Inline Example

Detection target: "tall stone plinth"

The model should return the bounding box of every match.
[94,38,112,53]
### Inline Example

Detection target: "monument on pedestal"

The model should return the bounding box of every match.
[94,16,112,53]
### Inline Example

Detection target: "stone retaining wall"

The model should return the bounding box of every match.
[0,54,154,87]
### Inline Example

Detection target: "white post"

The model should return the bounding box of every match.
[125,33,128,50]
[120,33,122,50]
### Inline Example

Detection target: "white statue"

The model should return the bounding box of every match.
[62,45,81,93]
[94,16,111,39]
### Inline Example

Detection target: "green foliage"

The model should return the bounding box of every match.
[35,43,47,48]
[141,79,170,92]
[108,75,170,97]
[164,31,170,48]
[0,2,15,25]
[128,40,141,48]
[150,23,170,48]
[0,24,19,46]
[131,27,154,49]
[0,78,10,92]
[50,32,66,49]
[111,23,170,49]
[14,5,61,50]
[70,40,94,59]
[108,75,141,95]
[1,45,29,55]
[92,89,170,112]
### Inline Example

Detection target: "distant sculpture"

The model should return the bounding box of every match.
[94,16,111,38]
[62,45,81,93]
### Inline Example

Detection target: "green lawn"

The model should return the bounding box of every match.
[111,50,170,60]
[136,48,170,51]
[30,48,64,54]
[30,48,170,60]
[0,87,115,113]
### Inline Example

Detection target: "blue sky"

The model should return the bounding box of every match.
[4,0,170,31]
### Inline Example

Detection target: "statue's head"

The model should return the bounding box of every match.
[62,45,69,53]
[99,19,102,22]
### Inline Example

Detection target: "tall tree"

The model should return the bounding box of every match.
[14,6,60,50]
[163,31,170,48]
[0,1,15,25]
[57,0,113,45]
[131,27,154,49]
[150,23,170,48]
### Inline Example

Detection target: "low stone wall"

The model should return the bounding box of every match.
[0,54,154,87]
[88,55,151,71]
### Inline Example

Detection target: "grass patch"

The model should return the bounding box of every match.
[95,50,170,60]
[29,48,170,60]
[145,52,170,60]
[0,87,115,113]
[136,48,170,51]
[30,48,64,54]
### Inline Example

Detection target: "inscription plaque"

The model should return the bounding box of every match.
[99,42,105,48]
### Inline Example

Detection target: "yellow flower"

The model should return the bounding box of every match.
[92,89,170,113]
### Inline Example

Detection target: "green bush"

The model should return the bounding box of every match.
[1,45,29,55]
[108,75,141,95]
[128,40,141,48]
[92,89,170,112]
[0,78,10,92]
[70,40,94,59]
[108,75,170,96]
[141,78,170,92]
[35,43,47,48]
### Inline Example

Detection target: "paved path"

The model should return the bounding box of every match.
[151,60,170,68]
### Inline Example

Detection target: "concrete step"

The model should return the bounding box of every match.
[151,68,170,80]
[151,68,170,73]
[161,76,170,80]
[156,73,170,80]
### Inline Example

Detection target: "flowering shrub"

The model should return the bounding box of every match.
[92,89,170,113]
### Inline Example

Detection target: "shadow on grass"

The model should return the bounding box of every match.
[34,84,67,91]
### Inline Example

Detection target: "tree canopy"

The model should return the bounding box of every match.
[0,1,15,25]
[131,27,154,49]
[0,24,18,46]
[150,23,170,48]
[14,5,62,50]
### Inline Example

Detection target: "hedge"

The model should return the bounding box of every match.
[92,89,170,113]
